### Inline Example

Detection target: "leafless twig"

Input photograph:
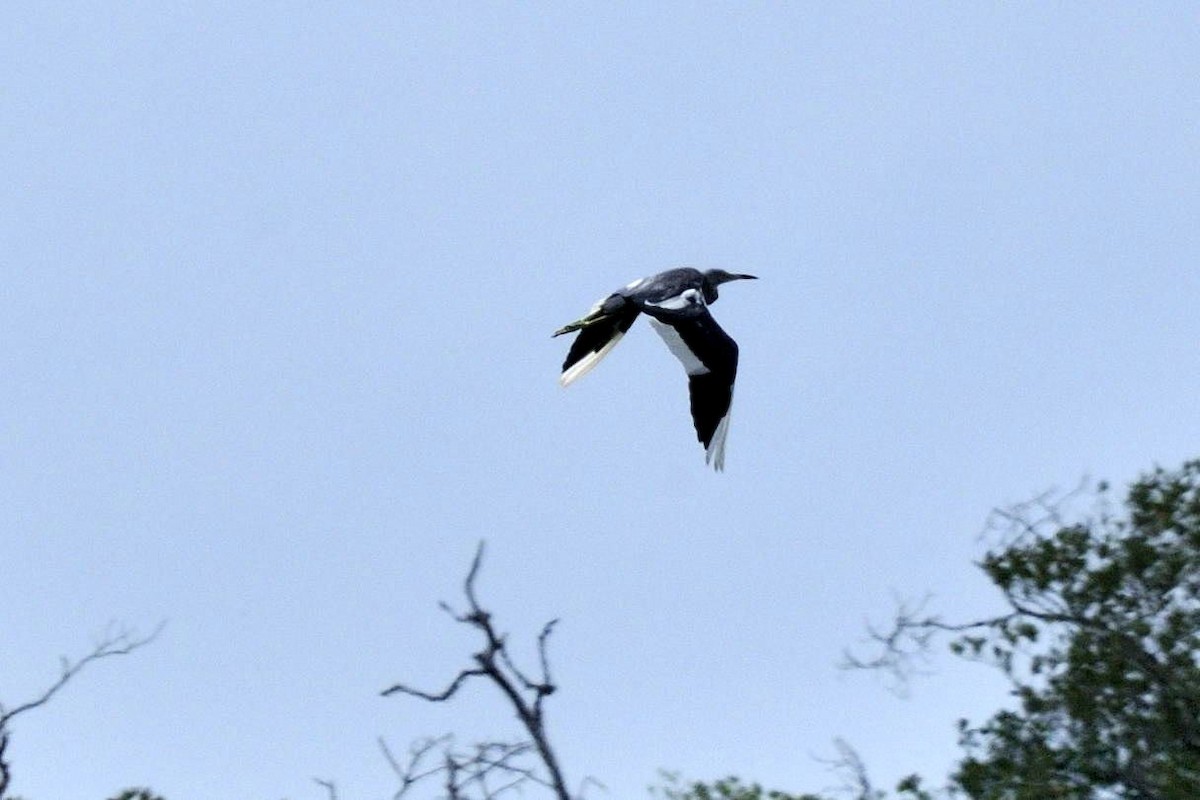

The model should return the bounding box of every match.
[0,622,164,799]
[813,738,881,800]
[840,594,940,692]
[979,477,1091,547]
[381,542,573,800]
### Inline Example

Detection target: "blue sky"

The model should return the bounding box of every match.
[4,4,1199,798]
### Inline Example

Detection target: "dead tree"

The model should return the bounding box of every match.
[381,543,576,800]
[0,623,163,799]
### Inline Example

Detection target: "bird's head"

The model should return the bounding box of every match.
[701,269,758,302]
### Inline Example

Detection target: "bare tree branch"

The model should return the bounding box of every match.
[843,482,1100,690]
[380,735,453,795]
[381,542,574,800]
[313,777,338,800]
[0,622,164,800]
[979,478,1090,547]
[0,730,9,800]
[379,736,547,800]
[832,738,878,800]
[0,622,165,729]
[811,739,883,800]
[840,595,942,690]
[383,668,489,704]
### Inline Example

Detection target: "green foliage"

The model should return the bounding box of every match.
[652,773,829,800]
[951,460,1200,799]
[1,791,163,800]
[664,459,1200,800]
[652,765,937,800]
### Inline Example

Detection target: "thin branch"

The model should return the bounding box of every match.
[0,729,10,800]
[813,739,880,800]
[380,736,458,799]
[382,541,574,799]
[382,668,488,702]
[462,542,488,616]
[575,775,607,799]
[0,622,165,729]
[840,595,941,689]
[980,477,1091,547]
[380,736,448,782]
[497,618,559,710]
[0,622,164,800]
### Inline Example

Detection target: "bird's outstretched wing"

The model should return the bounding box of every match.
[648,310,740,471]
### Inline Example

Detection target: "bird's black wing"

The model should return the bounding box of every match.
[648,309,740,470]
[558,301,641,386]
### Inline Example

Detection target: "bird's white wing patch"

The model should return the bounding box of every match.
[649,319,710,376]
[644,287,703,312]
[705,400,733,471]
[624,277,647,291]
[558,330,628,387]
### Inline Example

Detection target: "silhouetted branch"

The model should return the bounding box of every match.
[979,478,1089,547]
[384,667,489,704]
[381,542,573,800]
[0,622,164,800]
[814,739,880,800]
[0,731,9,800]
[842,484,1096,688]
[840,595,941,690]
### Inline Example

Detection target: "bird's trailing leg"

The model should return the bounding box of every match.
[552,309,609,338]
[555,294,640,386]
[552,292,631,337]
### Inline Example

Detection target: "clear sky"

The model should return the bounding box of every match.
[4,4,1199,799]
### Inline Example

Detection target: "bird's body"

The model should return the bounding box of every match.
[554,268,756,470]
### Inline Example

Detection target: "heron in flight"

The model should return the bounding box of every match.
[553,268,757,471]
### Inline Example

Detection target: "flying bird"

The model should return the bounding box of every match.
[553,268,757,470]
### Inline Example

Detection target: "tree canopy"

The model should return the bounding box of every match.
[675,459,1200,800]
[947,460,1200,798]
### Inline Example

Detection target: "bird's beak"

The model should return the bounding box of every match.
[735,274,758,281]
